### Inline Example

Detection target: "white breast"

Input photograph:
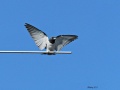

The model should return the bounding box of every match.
[46,42,54,51]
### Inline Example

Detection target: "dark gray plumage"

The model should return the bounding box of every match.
[25,23,78,51]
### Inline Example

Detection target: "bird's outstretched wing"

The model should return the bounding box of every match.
[25,23,49,50]
[54,35,78,51]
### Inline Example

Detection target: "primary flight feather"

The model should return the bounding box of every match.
[25,23,78,51]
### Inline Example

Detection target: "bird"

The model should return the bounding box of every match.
[24,23,78,53]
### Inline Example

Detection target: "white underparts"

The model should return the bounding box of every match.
[46,41,54,52]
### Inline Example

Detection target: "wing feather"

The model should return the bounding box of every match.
[54,35,78,51]
[25,23,49,50]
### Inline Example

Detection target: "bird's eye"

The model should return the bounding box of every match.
[52,37,55,39]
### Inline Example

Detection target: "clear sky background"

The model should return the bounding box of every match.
[0,0,120,90]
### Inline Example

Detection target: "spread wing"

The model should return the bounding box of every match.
[25,23,49,50]
[54,35,78,51]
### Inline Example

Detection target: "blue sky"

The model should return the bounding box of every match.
[0,0,120,90]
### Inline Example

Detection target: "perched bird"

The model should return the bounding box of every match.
[25,23,78,52]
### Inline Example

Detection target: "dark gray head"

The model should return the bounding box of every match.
[49,37,56,44]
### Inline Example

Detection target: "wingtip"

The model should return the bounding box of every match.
[71,35,78,39]
[24,23,33,28]
[24,23,29,26]
[24,23,28,26]
[75,35,78,39]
